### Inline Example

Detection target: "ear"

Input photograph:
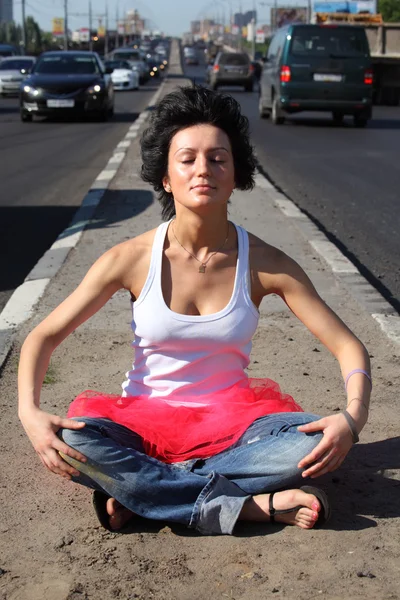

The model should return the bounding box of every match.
[162,176,171,193]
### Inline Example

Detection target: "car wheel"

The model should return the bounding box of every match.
[353,112,368,128]
[108,104,114,118]
[271,96,284,125]
[21,109,33,122]
[258,95,269,119]
[332,111,344,125]
[245,82,254,92]
[210,82,218,91]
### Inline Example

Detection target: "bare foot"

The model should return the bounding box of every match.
[239,489,321,530]
[106,497,135,530]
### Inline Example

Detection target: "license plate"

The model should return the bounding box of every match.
[313,74,343,82]
[47,99,75,108]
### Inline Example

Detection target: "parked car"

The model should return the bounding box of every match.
[0,56,36,96]
[209,52,254,92]
[110,48,149,84]
[258,23,373,127]
[105,59,139,90]
[20,51,114,122]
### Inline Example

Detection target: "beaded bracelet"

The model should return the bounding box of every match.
[345,369,372,392]
[342,410,359,444]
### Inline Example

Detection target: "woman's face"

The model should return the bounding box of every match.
[163,124,235,213]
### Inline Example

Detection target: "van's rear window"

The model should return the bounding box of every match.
[290,27,369,57]
[220,54,249,65]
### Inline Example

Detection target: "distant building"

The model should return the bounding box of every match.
[0,0,13,23]
[234,10,257,27]
[191,20,201,35]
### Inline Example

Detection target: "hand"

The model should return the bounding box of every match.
[19,408,87,480]
[297,413,354,479]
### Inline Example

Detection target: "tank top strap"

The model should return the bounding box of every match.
[133,220,170,308]
[234,223,250,287]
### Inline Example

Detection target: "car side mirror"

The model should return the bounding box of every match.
[105,66,114,74]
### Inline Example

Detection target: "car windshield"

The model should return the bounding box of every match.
[34,55,100,75]
[220,54,249,65]
[112,51,141,62]
[290,27,369,58]
[0,59,34,71]
[106,60,130,70]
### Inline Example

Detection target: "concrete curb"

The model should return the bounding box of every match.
[0,80,166,372]
[254,173,400,345]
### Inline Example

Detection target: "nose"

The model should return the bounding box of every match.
[195,154,210,177]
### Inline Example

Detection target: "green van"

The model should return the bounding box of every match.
[259,23,373,127]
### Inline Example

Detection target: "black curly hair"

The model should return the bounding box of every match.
[140,85,257,220]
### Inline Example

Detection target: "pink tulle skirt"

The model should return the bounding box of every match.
[67,378,303,464]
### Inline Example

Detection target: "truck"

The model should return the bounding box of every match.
[314,12,400,105]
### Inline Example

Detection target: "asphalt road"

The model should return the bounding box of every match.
[0,79,162,313]
[185,58,400,313]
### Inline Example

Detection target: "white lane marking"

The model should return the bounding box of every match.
[81,190,105,207]
[129,124,141,131]
[310,240,359,273]
[125,132,137,139]
[95,169,117,181]
[372,314,400,345]
[0,279,51,330]
[255,174,274,190]
[51,230,83,249]
[274,198,306,219]
[117,140,131,149]
[107,153,125,167]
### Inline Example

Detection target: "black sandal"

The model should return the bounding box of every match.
[92,490,135,532]
[269,485,331,528]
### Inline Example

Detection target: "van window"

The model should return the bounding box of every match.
[219,53,249,65]
[290,26,369,58]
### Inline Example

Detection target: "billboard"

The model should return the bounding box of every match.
[52,17,64,37]
[313,1,377,13]
[271,7,308,29]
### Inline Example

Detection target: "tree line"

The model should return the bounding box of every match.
[0,16,59,55]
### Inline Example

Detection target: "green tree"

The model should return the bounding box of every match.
[378,0,400,22]
[25,16,43,54]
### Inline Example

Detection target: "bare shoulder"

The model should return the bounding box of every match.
[247,230,309,299]
[108,227,158,295]
[248,231,289,273]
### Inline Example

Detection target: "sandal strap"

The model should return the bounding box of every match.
[269,492,276,523]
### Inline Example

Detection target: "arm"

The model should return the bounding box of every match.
[18,243,132,479]
[257,246,371,478]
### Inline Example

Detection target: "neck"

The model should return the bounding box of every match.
[171,209,230,254]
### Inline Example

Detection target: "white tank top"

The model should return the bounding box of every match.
[121,221,259,400]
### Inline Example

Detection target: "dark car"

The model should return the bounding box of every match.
[209,52,254,92]
[20,51,114,122]
[258,24,373,127]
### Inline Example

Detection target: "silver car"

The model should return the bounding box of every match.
[0,56,36,96]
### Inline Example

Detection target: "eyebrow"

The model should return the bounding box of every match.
[174,146,230,156]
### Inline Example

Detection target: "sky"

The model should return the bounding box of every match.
[15,0,285,35]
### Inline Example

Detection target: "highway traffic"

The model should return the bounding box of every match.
[0,75,162,313]
[186,50,400,313]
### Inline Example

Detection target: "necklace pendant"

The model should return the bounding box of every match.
[199,264,206,273]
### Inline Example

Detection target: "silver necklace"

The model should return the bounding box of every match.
[171,220,230,273]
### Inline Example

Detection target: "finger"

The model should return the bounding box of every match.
[59,418,86,430]
[309,456,344,479]
[45,447,82,477]
[298,439,332,469]
[297,419,326,433]
[302,448,339,478]
[53,439,87,463]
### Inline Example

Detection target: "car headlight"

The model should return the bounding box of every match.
[23,85,40,96]
[87,83,103,94]
[131,65,139,71]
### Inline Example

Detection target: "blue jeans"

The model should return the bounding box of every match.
[59,412,322,535]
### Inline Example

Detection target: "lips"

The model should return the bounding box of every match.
[192,184,215,190]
